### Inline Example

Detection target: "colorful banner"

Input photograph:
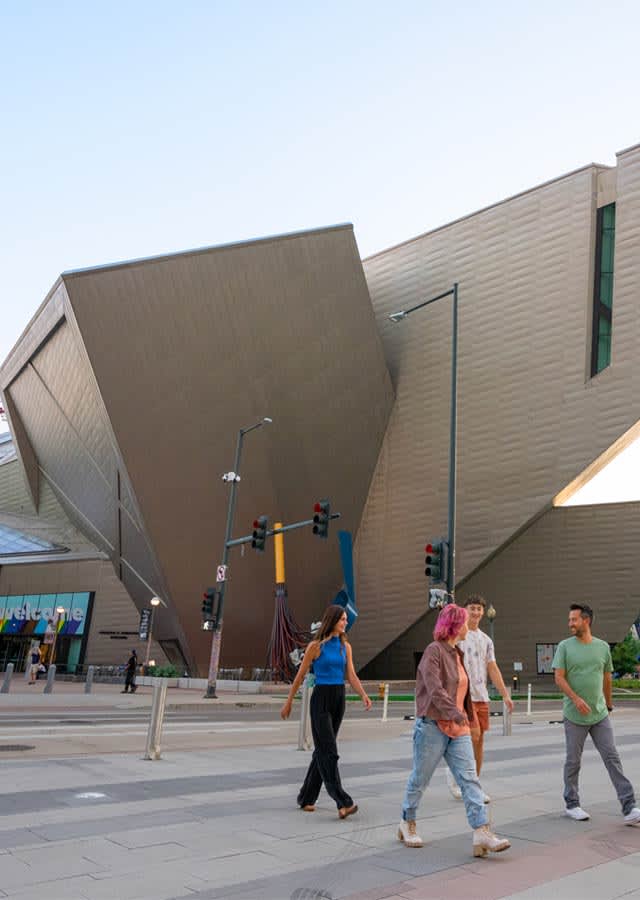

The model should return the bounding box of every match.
[0,593,90,637]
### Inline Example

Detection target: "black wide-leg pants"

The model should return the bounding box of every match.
[297,684,353,810]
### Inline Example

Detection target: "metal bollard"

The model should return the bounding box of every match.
[297,675,313,751]
[527,683,532,716]
[144,680,168,760]
[1,663,14,693]
[502,687,512,736]
[84,665,95,694]
[381,683,390,722]
[43,664,56,694]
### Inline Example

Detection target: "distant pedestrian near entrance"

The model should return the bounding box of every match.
[553,604,640,825]
[28,644,42,684]
[122,649,138,693]
[280,605,372,819]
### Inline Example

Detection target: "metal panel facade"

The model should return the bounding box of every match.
[361,503,640,681]
[1,225,393,674]
[355,148,640,669]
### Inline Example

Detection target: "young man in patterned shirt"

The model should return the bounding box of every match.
[447,594,514,802]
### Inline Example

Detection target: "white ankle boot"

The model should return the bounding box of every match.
[397,819,424,848]
[473,824,511,857]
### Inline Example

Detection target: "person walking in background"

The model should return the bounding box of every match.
[553,603,640,824]
[397,603,511,857]
[122,648,138,693]
[281,604,372,819]
[445,594,514,802]
[28,643,41,684]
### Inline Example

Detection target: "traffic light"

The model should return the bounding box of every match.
[313,500,330,539]
[252,515,268,551]
[202,587,216,628]
[425,540,444,583]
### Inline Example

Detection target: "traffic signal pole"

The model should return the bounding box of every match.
[226,513,341,549]
[447,283,458,596]
[205,420,269,699]
[389,283,459,596]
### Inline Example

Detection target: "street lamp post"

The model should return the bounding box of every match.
[144,596,161,667]
[389,283,459,595]
[205,417,272,698]
[49,605,66,667]
[486,603,496,643]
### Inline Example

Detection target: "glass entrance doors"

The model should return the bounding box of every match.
[0,636,31,673]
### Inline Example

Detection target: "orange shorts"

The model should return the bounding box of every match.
[473,701,490,733]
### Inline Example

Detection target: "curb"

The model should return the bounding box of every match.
[163,700,283,713]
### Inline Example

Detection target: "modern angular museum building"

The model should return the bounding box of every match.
[2,141,640,681]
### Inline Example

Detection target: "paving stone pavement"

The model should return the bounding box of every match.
[1,709,640,899]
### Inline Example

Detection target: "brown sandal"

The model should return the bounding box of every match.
[301,804,315,812]
[338,804,358,820]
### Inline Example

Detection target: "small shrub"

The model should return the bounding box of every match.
[611,635,640,677]
[148,664,179,678]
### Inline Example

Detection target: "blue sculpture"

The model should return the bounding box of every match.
[333,530,358,631]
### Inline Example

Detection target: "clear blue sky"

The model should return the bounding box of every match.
[2,0,640,372]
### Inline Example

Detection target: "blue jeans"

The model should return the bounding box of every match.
[402,717,488,829]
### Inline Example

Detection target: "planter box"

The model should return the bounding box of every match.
[137,676,179,688]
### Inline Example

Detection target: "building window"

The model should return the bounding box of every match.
[591,202,616,376]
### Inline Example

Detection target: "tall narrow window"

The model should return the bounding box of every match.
[591,202,616,376]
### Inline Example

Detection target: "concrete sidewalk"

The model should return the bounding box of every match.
[1,706,640,899]
[0,680,567,720]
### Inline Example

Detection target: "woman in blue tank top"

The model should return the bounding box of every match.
[281,604,372,819]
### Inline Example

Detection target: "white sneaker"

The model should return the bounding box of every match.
[624,807,640,825]
[446,768,463,800]
[473,825,511,857]
[565,806,590,821]
[397,820,424,848]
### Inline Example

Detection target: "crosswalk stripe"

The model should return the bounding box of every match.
[0,724,280,740]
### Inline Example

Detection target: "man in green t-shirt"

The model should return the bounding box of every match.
[553,604,640,824]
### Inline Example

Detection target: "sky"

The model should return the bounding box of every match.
[562,438,640,506]
[2,0,640,496]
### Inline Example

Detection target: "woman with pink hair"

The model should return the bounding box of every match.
[397,603,511,858]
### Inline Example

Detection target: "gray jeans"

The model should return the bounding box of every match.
[563,716,635,814]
